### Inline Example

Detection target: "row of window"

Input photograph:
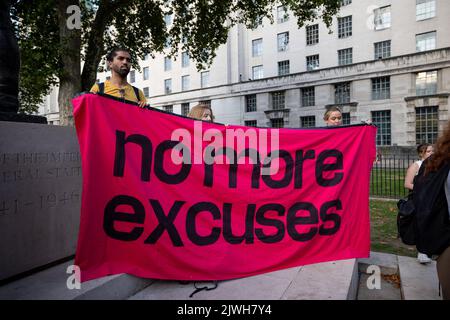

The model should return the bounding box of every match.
[251,30,436,79]
[140,68,436,100]
[252,29,436,75]
[246,71,437,110]
[259,0,435,47]
[161,100,211,116]
[125,69,437,100]
[136,71,210,97]
[245,106,438,146]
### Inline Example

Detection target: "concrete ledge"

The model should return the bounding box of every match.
[358,251,399,275]
[281,259,357,300]
[130,259,358,300]
[0,260,154,300]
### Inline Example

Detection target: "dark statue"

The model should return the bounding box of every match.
[0,0,46,123]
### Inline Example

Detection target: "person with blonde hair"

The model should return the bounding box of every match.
[323,106,343,126]
[187,103,214,122]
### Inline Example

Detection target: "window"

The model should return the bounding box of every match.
[164,37,171,49]
[143,67,149,80]
[250,15,263,29]
[340,0,352,6]
[272,91,285,110]
[164,57,172,71]
[181,75,190,91]
[416,71,437,96]
[182,51,190,68]
[129,70,135,83]
[342,112,350,125]
[374,6,391,30]
[271,118,284,128]
[143,54,150,61]
[277,6,289,23]
[252,65,264,80]
[372,110,391,145]
[246,94,257,112]
[181,103,190,116]
[374,40,391,59]
[300,116,316,128]
[245,120,257,127]
[277,32,289,52]
[278,60,290,76]
[416,106,438,144]
[416,31,436,52]
[201,71,210,87]
[199,100,211,108]
[143,87,149,98]
[252,38,263,57]
[163,105,173,113]
[306,55,319,71]
[164,79,172,94]
[372,77,390,100]
[416,0,436,21]
[335,82,351,104]
[301,87,315,107]
[338,16,352,38]
[306,24,319,45]
[338,48,353,66]
[164,14,172,26]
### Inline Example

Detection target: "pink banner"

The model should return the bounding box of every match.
[73,93,377,282]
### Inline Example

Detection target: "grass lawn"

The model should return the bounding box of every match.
[369,199,417,257]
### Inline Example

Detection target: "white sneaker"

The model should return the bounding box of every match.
[417,252,432,264]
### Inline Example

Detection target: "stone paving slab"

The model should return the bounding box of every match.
[398,255,441,300]
[0,260,153,300]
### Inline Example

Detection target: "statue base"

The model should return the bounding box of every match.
[0,111,47,124]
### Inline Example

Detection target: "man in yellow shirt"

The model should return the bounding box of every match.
[90,47,147,108]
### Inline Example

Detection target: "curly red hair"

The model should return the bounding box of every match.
[425,120,450,174]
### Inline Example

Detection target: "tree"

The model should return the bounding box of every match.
[12,0,342,125]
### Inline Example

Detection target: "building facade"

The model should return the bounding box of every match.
[39,0,450,146]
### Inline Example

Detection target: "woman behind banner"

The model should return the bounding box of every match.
[187,104,214,122]
[323,106,343,126]
[404,143,434,264]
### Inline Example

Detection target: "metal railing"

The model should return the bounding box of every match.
[370,155,416,199]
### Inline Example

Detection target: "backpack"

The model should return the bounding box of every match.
[397,192,416,245]
[98,82,141,102]
[412,160,450,256]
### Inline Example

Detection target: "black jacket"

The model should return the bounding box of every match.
[413,159,450,256]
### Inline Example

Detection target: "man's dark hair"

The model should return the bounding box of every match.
[106,47,132,62]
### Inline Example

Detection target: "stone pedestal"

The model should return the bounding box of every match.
[0,121,81,282]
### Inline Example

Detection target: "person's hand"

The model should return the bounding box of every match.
[138,101,148,109]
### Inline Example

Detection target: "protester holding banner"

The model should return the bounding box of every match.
[187,104,214,122]
[323,106,343,126]
[90,47,147,108]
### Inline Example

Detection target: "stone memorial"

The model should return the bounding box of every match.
[0,122,82,281]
